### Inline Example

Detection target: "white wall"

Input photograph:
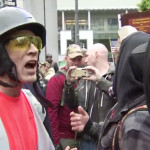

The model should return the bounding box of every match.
[57,0,141,10]
[60,30,93,54]
[79,31,93,49]
[60,30,71,55]
[44,0,58,63]
[16,0,23,8]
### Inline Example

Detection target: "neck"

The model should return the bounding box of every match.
[95,60,109,76]
[0,75,22,97]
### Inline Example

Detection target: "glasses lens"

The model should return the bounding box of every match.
[8,36,43,51]
[8,36,30,50]
[31,36,42,50]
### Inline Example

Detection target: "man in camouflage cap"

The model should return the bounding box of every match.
[46,44,84,150]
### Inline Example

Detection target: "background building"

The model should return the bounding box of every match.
[0,0,141,64]
[57,0,141,63]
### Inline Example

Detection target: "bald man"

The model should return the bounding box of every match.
[64,43,116,150]
[83,43,116,122]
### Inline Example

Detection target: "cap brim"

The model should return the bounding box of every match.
[68,53,83,59]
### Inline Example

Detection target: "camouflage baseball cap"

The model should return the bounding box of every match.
[66,44,83,58]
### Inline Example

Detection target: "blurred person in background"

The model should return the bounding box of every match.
[46,53,59,73]
[113,25,137,65]
[40,61,55,82]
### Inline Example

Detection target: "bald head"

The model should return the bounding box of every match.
[89,43,108,55]
[85,43,109,67]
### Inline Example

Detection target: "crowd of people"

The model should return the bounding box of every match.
[0,6,150,150]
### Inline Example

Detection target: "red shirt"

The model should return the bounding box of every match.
[0,91,37,150]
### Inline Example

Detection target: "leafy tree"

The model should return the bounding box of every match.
[137,0,150,11]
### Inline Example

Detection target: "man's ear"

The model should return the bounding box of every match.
[95,51,99,59]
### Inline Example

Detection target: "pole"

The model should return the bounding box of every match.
[0,0,5,7]
[75,0,79,45]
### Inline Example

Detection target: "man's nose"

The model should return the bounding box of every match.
[27,43,38,55]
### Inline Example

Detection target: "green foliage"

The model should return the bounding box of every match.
[137,0,150,11]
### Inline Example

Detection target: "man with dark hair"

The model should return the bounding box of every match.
[46,53,59,72]
[46,44,85,150]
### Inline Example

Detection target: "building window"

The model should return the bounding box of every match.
[65,19,88,30]
[108,18,118,31]
[78,20,88,30]
[65,10,88,31]
[78,11,88,30]
[58,11,62,32]
[91,11,104,32]
[66,19,75,30]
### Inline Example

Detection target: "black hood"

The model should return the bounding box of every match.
[144,40,150,114]
[113,31,150,114]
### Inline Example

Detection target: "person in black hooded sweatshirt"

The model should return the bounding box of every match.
[70,30,150,150]
[144,40,150,114]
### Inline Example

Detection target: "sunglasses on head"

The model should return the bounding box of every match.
[6,35,43,51]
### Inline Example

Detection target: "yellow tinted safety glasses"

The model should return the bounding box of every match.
[7,36,43,51]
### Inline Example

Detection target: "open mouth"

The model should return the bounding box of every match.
[25,60,37,69]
